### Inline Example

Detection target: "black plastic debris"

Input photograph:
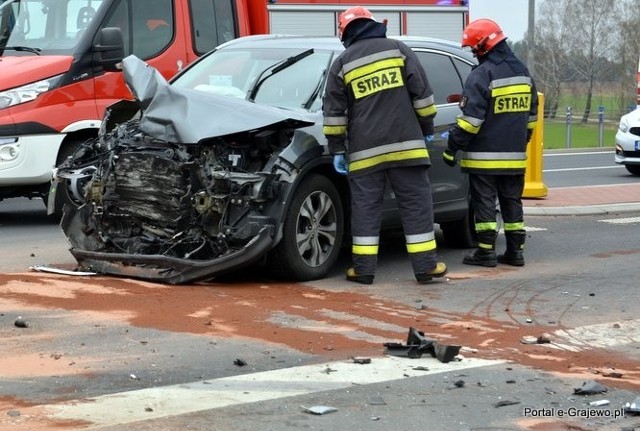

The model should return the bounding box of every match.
[14,317,29,328]
[494,400,521,408]
[383,327,461,363]
[233,358,247,367]
[574,380,608,395]
[624,396,640,415]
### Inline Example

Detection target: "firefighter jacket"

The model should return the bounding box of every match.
[323,21,436,177]
[447,40,538,175]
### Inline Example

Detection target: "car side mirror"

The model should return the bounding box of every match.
[94,27,124,72]
[447,94,462,104]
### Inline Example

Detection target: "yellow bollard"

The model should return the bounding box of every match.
[523,92,548,198]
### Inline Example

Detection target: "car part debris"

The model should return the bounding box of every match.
[383,327,461,363]
[494,400,521,408]
[352,357,371,364]
[588,399,610,407]
[233,359,247,367]
[573,380,607,395]
[30,265,97,276]
[625,396,640,414]
[14,317,29,328]
[301,405,337,415]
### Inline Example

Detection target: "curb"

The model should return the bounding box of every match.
[524,202,640,216]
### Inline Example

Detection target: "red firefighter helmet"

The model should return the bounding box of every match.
[461,19,506,56]
[338,6,375,41]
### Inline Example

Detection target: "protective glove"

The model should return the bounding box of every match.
[332,154,348,175]
[424,134,434,144]
[442,149,457,167]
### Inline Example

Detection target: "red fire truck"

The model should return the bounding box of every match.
[0,0,468,212]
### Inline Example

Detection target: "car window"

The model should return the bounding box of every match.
[173,47,333,111]
[102,0,173,60]
[415,51,465,105]
[189,0,237,55]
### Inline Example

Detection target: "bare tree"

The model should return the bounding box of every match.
[534,0,570,118]
[614,0,640,113]
[561,0,620,122]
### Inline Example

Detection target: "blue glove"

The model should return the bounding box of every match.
[443,149,457,167]
[333,154,348,175]
[424,134,434,144]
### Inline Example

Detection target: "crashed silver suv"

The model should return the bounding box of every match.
[51,34,476,284]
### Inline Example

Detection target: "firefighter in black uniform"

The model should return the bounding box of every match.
[444,19,538,267]
[323,6,447,285]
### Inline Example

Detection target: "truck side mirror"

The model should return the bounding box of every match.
[94,27,124,72]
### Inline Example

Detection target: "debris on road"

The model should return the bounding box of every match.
[624,396,640,415]
[233,359,247,367]
[29,265,97,276]
[520,334,551,344]
[383,327,461,363]
[14,316,29,328]
[301,405,337,415]
[588,399,610,407]
[494,400,521,408]
[573,380,607,395]
[352,357,371,364]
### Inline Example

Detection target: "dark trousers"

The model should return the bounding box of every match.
[469,173,526,252]
[349,165,438,275]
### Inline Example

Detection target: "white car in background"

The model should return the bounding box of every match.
[615,108,640,176]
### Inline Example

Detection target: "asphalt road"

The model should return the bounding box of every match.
[1,154,640,431]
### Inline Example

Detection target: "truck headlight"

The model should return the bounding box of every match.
[0,74,64,109]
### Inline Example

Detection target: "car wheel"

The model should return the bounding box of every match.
[46,138,94,216]
[625,164,640,176]
[269,174,344,281]
[440,206,477,249]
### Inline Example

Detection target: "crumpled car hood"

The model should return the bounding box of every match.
[121,55,313,143]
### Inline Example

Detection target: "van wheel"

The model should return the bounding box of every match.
[440,206,477,249]
[625,165,640,176]
[269,174,344,281]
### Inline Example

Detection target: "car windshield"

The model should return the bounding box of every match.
[172,47,334,111]
[0,0,106,55]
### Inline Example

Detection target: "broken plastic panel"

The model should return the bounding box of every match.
[383,327,461,363]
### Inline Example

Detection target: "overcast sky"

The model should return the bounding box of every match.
[468,0,530,42]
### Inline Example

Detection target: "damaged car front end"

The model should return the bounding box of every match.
[53,53,340,284]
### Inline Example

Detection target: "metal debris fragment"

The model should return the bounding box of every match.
[14,317,29,328]
[574,380,607,395]
[301,405,337,415]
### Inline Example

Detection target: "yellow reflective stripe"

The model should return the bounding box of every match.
[443,151,455,162]
[344,58,405,84]
[460,159,527,169]
[350,148,428,172]
[406,239,437,254]
[457,117,480,134]
[323,125,347,136]
[491,84,532,97]
[503,222,525,231]
[527,120,537,129]
[352,244,379,255]
[478,242,494,250]
[416,104,437,117]
[475,222,497,231]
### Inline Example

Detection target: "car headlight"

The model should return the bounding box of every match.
[0,74,64,109]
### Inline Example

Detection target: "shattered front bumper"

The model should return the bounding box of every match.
[66,225,275,285]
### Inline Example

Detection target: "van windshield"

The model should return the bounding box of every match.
[0,0,105,55]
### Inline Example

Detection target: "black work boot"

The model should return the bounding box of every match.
[463,249,497,267]
[346,267,374,285]
[497,250,525,266]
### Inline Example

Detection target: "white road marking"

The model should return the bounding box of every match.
[553,319,640,349]
[47,356,502,428]
[544,166,623,173]
[598,217,640,224]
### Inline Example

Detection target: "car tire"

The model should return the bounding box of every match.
[269,174,344,281]
[46,138,93,216]
[625,164,640,176]
[440,206,477,249]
